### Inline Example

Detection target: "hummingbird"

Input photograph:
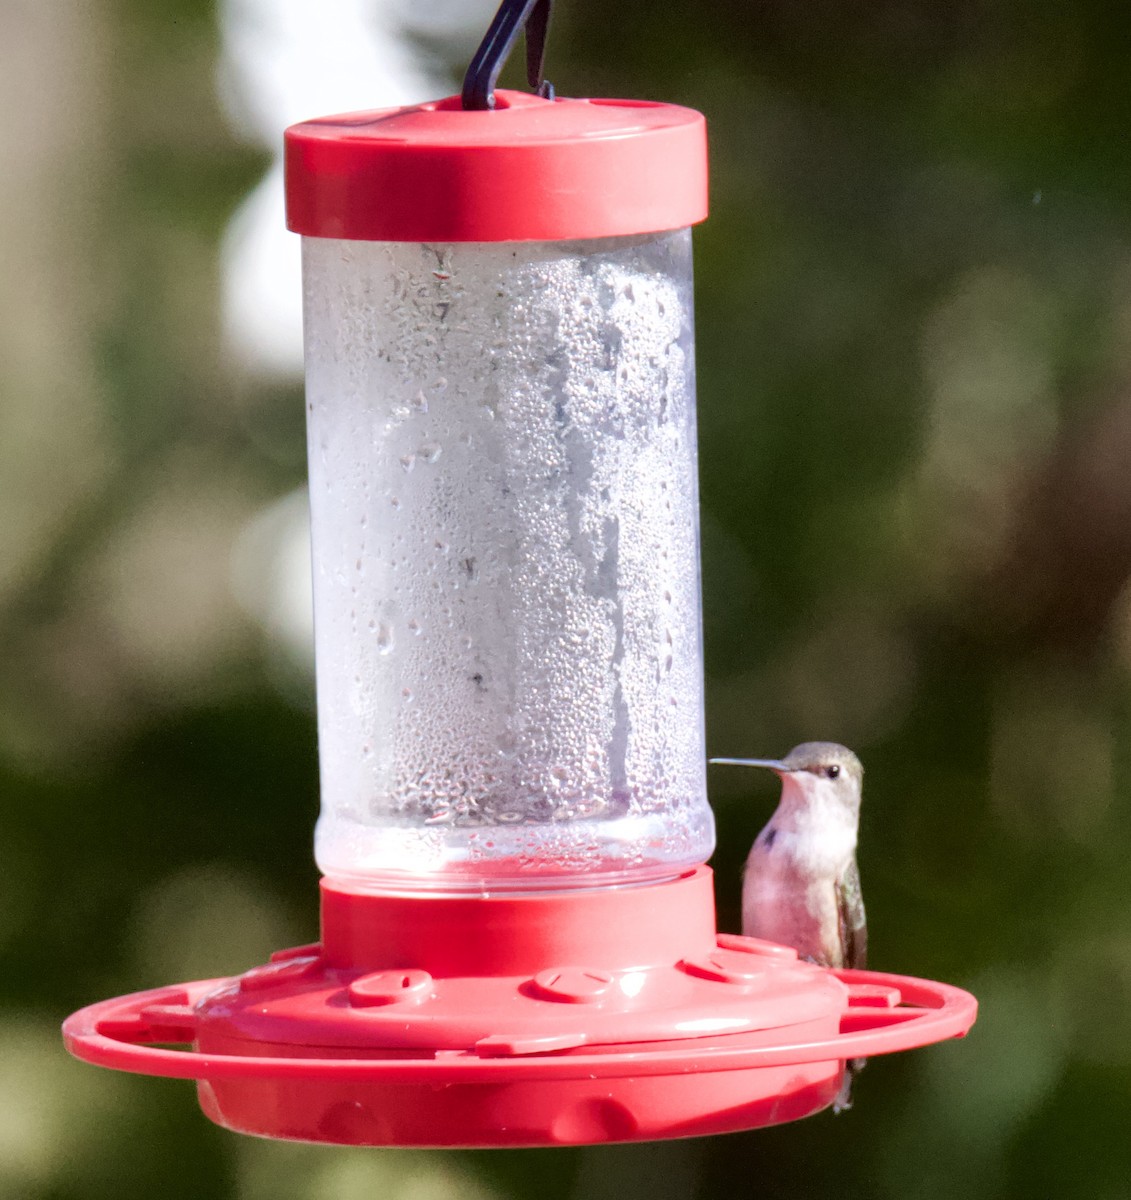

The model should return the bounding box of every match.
[711,741,866,1112]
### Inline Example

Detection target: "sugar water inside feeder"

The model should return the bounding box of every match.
[304,229,714,889]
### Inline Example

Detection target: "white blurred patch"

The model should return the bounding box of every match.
[0,1018,131,1190]
[0,3,111,600]
[777,603,916,744]
[991,664,1113,848]
[707,602,916,766]
[221,165,303,377]
[217,0,497,375]
[130,863,301,985]
[898,265,1061,594]
[237,1140,504,1200]
[93,458,262,686]
[1052,929,1131,1069]
[571,1140,703,1200]
[876,967,1065,1200]
[230,487,315,673]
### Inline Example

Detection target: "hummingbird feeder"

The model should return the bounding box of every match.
[63,0,976,1146]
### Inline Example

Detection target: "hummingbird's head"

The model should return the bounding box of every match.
[711,741,864,812]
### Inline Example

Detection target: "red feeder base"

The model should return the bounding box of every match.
[63,868,976,1146]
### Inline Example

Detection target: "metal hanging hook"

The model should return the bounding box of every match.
[461,0,555,111]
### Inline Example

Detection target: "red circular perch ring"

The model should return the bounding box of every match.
[63,869,976,1146]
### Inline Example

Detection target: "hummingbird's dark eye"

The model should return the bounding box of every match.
[825,765,840,779]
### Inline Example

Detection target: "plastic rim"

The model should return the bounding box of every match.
[63,969,975,1082]
[285,90,708,243]
[62,869,976,1145]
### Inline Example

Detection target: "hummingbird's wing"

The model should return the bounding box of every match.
[835,856,867,970]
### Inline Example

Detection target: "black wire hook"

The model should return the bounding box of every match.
[461,0,555,111]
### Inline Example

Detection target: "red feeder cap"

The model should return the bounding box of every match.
[285,90,708,243]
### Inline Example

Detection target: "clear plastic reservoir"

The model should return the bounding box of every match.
[302,228,714,890]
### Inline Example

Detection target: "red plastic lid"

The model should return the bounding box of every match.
[285,90,708,243]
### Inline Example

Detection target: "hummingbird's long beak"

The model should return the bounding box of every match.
[709,758,788,774]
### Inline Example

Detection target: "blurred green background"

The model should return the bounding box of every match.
[4,0,1131,1196]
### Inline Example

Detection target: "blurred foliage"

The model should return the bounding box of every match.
[3,0,1131,1197]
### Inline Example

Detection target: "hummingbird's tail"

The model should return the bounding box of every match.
[833,1057,866,1114]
